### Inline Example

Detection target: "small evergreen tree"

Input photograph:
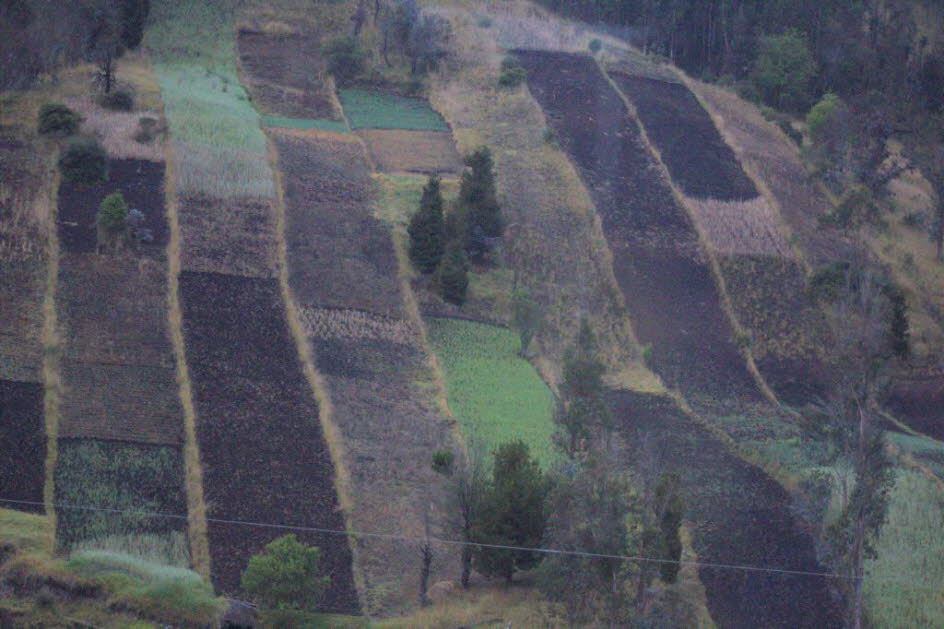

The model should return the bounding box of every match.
[98,191,128,235]
[437,240,468,306]
[473,441,549,584]
[241,534,330,626]
[59,136,107,184]
[408,175,446,273]
[459,147,502,255]
[37,103,82,136]
[511,288,543,357]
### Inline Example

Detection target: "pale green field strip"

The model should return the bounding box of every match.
[260,115,350,134]
[339,89,451,131]
[145,0,274,198]
[427,318,556,467]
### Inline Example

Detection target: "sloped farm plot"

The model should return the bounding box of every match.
[514,50,756,401]
[610,72,757,201]
[357,129,462,176]
[273,129,458,612]
[0,380,45,514]
[178,271,358,612]
[237,28,342,121]
[611,391,841,628]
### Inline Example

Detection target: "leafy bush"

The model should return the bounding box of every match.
[37,103,82,136]
[588,38,602,54]
[323,36,366,84]
[498,67,526,88]
[751,29,816,112]
[58,136,107,184]
[99,88,134,111]
[778,119,803,145]
[501,55,521,71]
[477,15,493,28]
[437,239,469,305]
[133,116,160,143]
[241,535,329,614]
[98,191,129,234]
[431,449,455,475]
[806,92,841,144]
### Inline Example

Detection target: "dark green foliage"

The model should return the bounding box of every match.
[58,136,108,184]
[808,262,851,302]
[752,30,816,113]
[37,103,82,136]
[588,38,602,54]
[407,13,450,75]
[473,441,550,583]
[819,186,881,230]
[118,0,150,49]
[134,116,160,143]
[511,288,543,357]
[241,534,330,616]
[437,240,469,305]
[408,175,446,273]
[99,88,134,111]
[656,473,683,583]
[459,147,502,256]
[884,283,910,359]
[55,440,185,548]
[557,319,611,456]
[98,191,128,234]
[431,449,455,475]
[323,36,366,84]
[498,66,527,88]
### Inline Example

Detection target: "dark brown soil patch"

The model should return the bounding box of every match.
[515,50,756,401]
[273,131,403,317]
[884,374,944,440]
[610,73,757,201]
[177,193,277,278]
[178,271,358,613]
[237,29,341,121]
[0,260,44,382]
[611,390,841,628]
[0,380,45,513]
[357,129,462,175]
[58,159,167,255]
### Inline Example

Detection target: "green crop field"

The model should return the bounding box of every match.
[427,318,556,467]
[261,115,350,134]
[145,0,274,198]
[864,469,944,628]
[339,89,451,131]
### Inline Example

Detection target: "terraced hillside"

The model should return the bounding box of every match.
[514,49,756,403]
[607,69,830,403]
[147,0,358,611]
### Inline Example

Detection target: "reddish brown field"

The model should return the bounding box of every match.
[237,28,341,121]
[611,72,757,201]
[0,260,45,383]
[178,271,359,612]
[274,130,403,317]
[515,49,756,401]
[0,380,45,514]
[357,129,463,175]
[55,159,182,445]
[177,193,278,278]
[611,391,841,628]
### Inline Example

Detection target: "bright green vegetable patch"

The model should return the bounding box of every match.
[427,318,556,466]
[261,115,350,134]
[339,89,450,131]
[864,469,944,628]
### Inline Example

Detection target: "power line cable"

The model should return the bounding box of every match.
[2,496,936,591]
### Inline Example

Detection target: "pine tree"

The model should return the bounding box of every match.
[459,147,502,250]
[437,239,468,306]
[408,175,445,273]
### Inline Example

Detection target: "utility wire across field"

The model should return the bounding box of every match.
[3,496,939,591]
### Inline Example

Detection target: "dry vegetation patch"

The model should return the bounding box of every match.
[300,307,419,346]
[357,129,462,175]
[177,193,278,278]
[687,196,790,257]
[236,28,342,121]
[63,98,165,162]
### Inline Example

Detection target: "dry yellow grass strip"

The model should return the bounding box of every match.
[685,196,791,257]
[64,97,165,162]
[269,126,358,144]
[164,141,211,579]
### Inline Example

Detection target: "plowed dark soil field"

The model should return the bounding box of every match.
[178,271,358,613]
[0,380,45,513]
[610,73,757,200]
[58,159,168,255]
[611,390,841,628]
[885,375,944,440]
[237,29,341,121]
[515,50,756,401]
[274,130,403,317]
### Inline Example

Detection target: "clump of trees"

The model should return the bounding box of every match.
[557,319,612,456]
[59,136,108,184]
[407,147,504,306]
[37,103,82,137]
[241,534,331,627]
